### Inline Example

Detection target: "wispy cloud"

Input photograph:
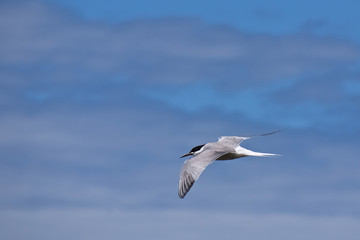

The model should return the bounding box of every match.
[1,209,360,240]
[2,1,359,131]
[1,1,359,86]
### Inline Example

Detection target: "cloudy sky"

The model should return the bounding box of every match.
[1,0,360,239]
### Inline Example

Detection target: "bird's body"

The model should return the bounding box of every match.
[178,132,280,199]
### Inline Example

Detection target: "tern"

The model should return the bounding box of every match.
[178,130,280,199]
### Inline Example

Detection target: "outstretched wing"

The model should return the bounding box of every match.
[178,144,230,199]
[218,130,281,148]
[218,136,249,148]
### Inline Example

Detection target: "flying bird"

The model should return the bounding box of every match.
[178,130,280,199]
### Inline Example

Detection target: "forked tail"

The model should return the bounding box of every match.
[259,152,281,158]
[243,149,281,157]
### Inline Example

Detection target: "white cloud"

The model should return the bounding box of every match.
[1,209,360,240]
[1,1,360,132]
[1,108,359,216]
[1,1,359,87]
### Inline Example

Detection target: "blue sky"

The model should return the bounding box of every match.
[1,0,360,239]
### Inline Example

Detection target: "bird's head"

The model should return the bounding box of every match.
[180,144,205,158]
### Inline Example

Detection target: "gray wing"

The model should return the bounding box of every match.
[178,144,231,199]
[217,136,249,148]
[218,130,281,148]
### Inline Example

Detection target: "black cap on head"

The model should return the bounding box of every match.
[180,144,206,158]
[189,144,205,153]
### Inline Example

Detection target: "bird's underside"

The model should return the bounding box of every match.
[216,152,246,160]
